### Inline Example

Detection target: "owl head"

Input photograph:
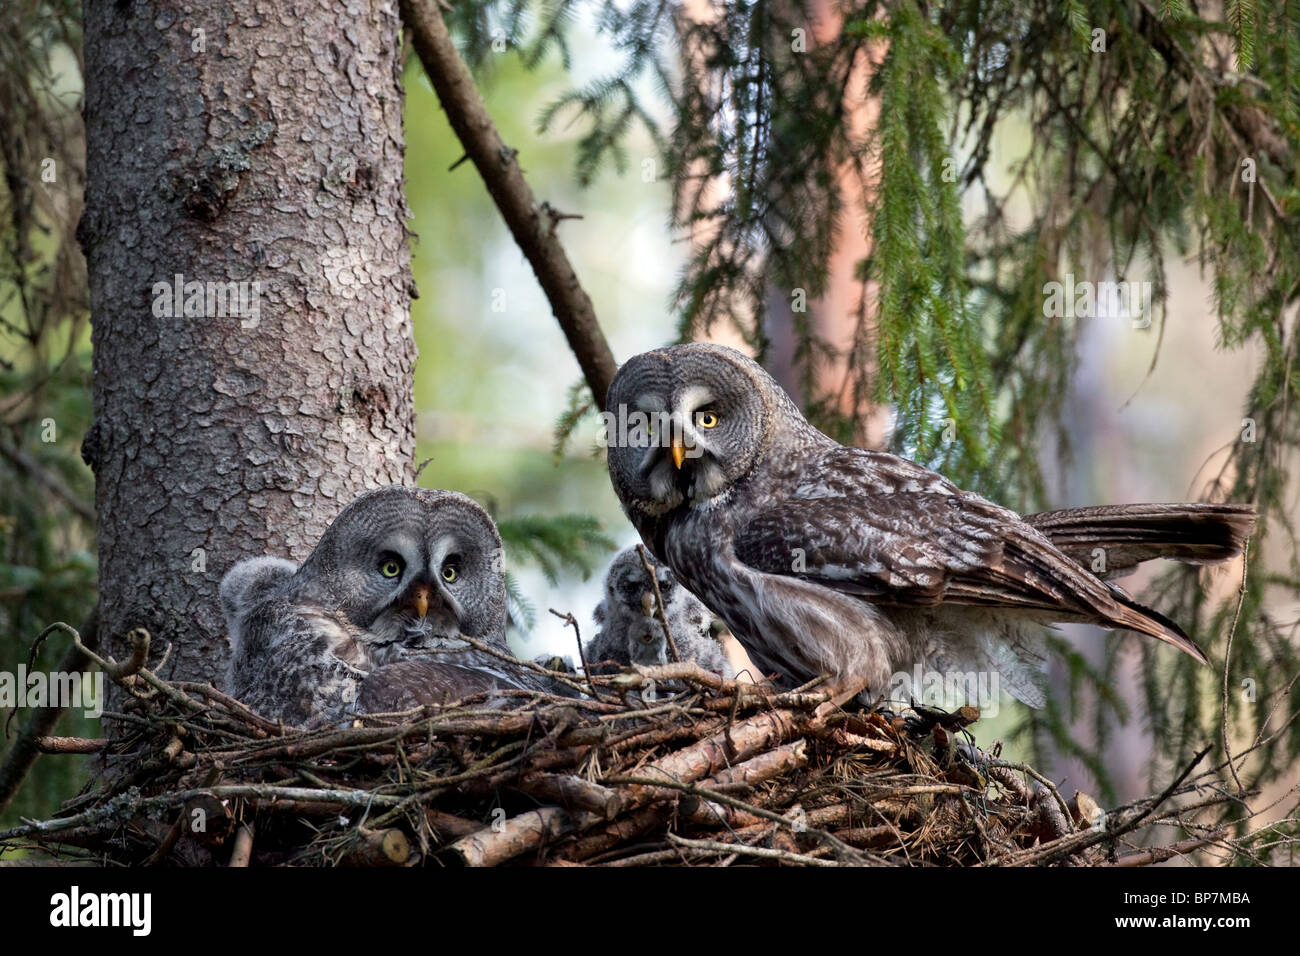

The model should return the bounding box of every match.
[601,546,679,616]
[292,486,506,657]
[605,343,807,527]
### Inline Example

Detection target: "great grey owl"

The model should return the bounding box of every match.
[604,343,1255,707]
[220,485,555,727]
[585,547,732,678]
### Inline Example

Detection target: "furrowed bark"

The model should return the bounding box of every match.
[80,0,416,691]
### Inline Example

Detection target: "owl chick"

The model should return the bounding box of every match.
[585,547,732,679]
[220,486,550,727]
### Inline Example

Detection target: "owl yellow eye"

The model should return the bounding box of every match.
[696,410,719,428]
[441,564,458,583]
[379,558,403,578]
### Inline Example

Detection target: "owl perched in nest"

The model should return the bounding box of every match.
[604,343,1256,706]
[585,547,732,679]
[220,486,557,727]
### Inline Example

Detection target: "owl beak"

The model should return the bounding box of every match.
[408,583,431,618]
[640,591,655,616]
[670,438,687,470]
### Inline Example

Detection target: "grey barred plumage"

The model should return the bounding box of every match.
[220,485,550,727]
[357,656,554,713]
[586,547,732,678]
[604,343,1256,706]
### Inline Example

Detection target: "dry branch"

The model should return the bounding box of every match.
[637,545,681,663]
[447,807,575,867]
[36,737,108,755]
[342,828,412,867]
[228,824,254,867]
[400,0,618,404]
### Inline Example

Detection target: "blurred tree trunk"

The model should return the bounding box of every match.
[767,0,888,449]
[78,0,416,689]
[679,0,889,449]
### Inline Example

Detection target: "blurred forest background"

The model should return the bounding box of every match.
[3,0,1298,862]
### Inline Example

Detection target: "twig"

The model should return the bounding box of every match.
[36,736,107,754]
[666,833,840,867]
[615,661,728,692]
[228,823,254,867]
[636,545,681,663]
[598,847,692,867]
[0,785,408,842]
[678,742,809,823]
[549,607,602,702]
[29,622,190,715]
[1107,829,1228,867]
[993,746,1213,867]
[451,634,592,698]
[514,772,622,820]
[1220,543,1250,795]
[171,683,283,736]
[555,805,670,863]
[637,546,686,665]
[107,627,150,681]
[445,807,575,867]
[602,772,870,864]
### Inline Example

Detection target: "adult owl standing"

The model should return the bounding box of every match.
[220,486,553,727]
[604,343,1255,706]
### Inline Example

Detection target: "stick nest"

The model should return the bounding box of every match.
[0,627,1248,867]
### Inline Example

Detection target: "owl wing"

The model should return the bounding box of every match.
[369,645,576,706]
[359,659,513,712]
[219,556,298,652]
[731,486,1206,662]
[226,604,370,728]
[452,647,568,694]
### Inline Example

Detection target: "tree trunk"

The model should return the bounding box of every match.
[78,0,416,688]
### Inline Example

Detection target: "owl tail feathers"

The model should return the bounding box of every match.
[1107,590,1210,666]
[1026,502,1256,575]
[1031,501,1254,666]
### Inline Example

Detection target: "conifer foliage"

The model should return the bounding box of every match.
[493,0,1300,795]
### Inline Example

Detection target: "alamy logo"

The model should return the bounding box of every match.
[0,666,103,719]
[151,272,262,328]
[597,404,704,458]
[1042,273,1153,328]
[889,664,1001,716]
[49,886,151,936]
